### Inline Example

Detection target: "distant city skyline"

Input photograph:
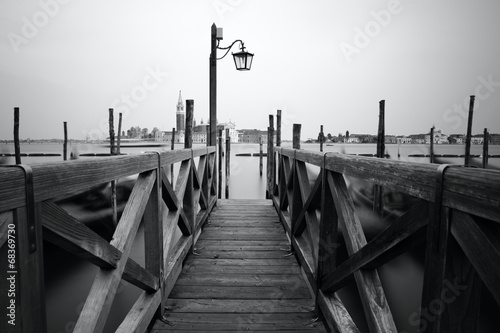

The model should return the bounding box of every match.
[1,1,499,141]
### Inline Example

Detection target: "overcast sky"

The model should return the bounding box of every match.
[1,0,499,141]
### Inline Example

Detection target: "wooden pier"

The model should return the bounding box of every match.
[1,122,500,332]
[151,199,325,332]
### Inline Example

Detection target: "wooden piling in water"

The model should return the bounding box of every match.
[483,128,489,169]
[63,121,68,161]
[276,110,281,147]
[373,101,385,216]
[117,113,122,155]
[225,128,230,199]
[185,100,193,149]
[464,95,475,167]
[171,128,176,182]
[319,125,324,152]
[218,129,223,199]
[108,108,115,155]
[14,107,21,164]
[292,124,301,149]
[376,100,385,158]
[108,108,118,226]
[267,115,274,199]
[259,136,263,176]
[430,126,435,164]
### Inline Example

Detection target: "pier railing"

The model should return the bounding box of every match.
[0,147,216,333]
[270,146,500,332]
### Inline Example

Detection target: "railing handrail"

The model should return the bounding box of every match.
[0,146,217,333]
[0,147,216,213]
[274,146,500,222]
[270,144,500,333]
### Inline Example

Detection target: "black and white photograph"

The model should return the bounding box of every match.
[1,1,499,332]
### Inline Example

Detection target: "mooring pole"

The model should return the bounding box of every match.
[108,108,117,226]
[259,136,263,176]
[185,100,193,149]
[373,100,385,216]
[276,110,282,147]
[117,113,122,155]
[483,128,489,169]
[430,126,435,164]
[63,121,68,161]
[464,95,475,167]
[108,108,115,155]
[171,128,176,182]
[267,115,274,199]
[292,124,301,149]
[14,107,21,164]
[319,125,324,152]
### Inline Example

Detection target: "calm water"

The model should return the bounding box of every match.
[1,142,498,332]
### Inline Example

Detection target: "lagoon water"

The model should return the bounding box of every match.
[1,142,498,332]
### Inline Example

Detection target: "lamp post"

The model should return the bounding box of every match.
[209,23,253,147]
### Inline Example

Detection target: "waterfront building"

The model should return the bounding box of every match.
[238,129,269,144]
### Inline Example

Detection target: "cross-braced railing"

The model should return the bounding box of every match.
[270,147,500,333]
[0,147,216,333]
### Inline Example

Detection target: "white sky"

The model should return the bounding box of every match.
[1,0,499,140]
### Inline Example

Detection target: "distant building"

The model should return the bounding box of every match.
[238,129,269,143]
[448,134,464,144]
[347,135,360,143]
[490,133,500,145]
[397,136,412,144]
[425,128,448,144]
[193,120,208,144]
[218,120,239,143]
[385,135,397,144]
[176,90,185,134]
[471,134,483,145]
[408,134,426,144]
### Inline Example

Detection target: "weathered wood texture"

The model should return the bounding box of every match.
[151,199,327,332]
[271,144,500,333]
[0,147,217,333]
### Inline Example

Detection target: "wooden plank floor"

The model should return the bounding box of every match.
[151,199,326,332]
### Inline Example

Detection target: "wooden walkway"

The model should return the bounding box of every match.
[151,199,326,332]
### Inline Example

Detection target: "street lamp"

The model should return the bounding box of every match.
[209,23,253,147]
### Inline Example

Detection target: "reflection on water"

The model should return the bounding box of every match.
[2,142,498,332]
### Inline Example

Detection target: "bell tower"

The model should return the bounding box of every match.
[176,90,185,132]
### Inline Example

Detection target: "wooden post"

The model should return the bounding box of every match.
[276,110,282,147]
[171,128,175,182]
[319,125,324,152]
[430,126,435,164]
[464,95,475,167]
[218,129,223,199]
[376,100,385,158]
[108,109,117,226]
[267,115,274,199]
[117,113,122,155]
[267,126,275,199]
[225,128,230,198]
[63,121,68,161]
[14,202,47,332]
[291,123,302,234]
[14,107,21,164]
[185,100,193,149]
[259,136,263,176]
[293,124,301,149]
[143,155,164,318]
[108,109,115,155]
[483,128,489,169]
[373,100,385,216]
